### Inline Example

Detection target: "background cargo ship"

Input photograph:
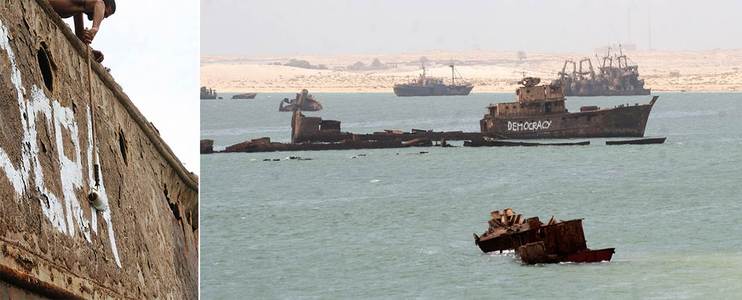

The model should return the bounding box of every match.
[393,65,473,96]
[1,1,198,298]
[480,77,658,139]
[555,47,651,97]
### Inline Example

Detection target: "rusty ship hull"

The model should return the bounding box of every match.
[481,98,657,139]
[393,84,473,97]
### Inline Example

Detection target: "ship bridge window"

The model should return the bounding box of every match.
[37,44,54,92]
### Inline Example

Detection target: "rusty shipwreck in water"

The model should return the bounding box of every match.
[474,209,614,264]
[480,77,658,139]
[279,89,323,112]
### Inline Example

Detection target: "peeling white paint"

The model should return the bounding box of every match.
[0,19,28,196]
[0,20,121,267]
[93,150,121,267]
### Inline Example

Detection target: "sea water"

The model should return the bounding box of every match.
[201,93,742,299]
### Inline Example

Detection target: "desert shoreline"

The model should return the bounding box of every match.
[202,49,742,94]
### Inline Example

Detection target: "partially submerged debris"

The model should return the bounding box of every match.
[286,156,312,160]
[474,208,614,264]
[232,93,257,99]
[279,89,323,112]
[606,137,666,145]
[464,139,590,147]
[200,139,214,154]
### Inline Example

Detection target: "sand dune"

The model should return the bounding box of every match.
[201,49,742,93]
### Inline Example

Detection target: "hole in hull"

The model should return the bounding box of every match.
[37,45,54,92]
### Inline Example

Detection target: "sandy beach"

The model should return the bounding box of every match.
[201,49,742,93]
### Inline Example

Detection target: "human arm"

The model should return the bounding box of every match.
[82,0,105,43]
[74,13,84,40]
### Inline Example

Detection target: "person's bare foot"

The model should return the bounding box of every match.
[92,49,104,63]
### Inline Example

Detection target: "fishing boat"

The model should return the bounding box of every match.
[393,64,473,96]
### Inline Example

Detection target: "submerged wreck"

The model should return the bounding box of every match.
[480,77,658,139]
[474,209,614,264]
[279,89,323,112]
[202,79,663,154]
[232,92,257,99]
[220,115,483,153]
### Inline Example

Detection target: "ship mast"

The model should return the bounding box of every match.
[450,64,455,86]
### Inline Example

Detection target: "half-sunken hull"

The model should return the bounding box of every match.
[481,97,657,139]
[393,85,473,97]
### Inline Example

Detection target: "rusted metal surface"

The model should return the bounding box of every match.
[480,77,658,139]
[555,47,650,97]
[222,136,433,153]
[1,279,52,300]
[210,110,485,153]
[474,209,614,264]
[1,1,198,298]
[201,139,215,154]
[279,89,323,111]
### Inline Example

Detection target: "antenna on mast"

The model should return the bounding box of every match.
[648,3,653,50]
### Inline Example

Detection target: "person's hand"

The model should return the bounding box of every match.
[82,27,98,44]
[92,50,104,63]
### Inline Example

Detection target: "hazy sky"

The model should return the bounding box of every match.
[66,1,200,173]
[202,0,742,56]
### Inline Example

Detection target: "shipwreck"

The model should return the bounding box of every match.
[279,89,323,112]
[480,77,658,139]
[474,209,614,264]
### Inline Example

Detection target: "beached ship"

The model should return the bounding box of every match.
[555,47,650,96]
[480,77,658,139]
[200,86,217,99]
[393,65,473,97]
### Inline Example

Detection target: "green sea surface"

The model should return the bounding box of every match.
[201,92,742,299]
